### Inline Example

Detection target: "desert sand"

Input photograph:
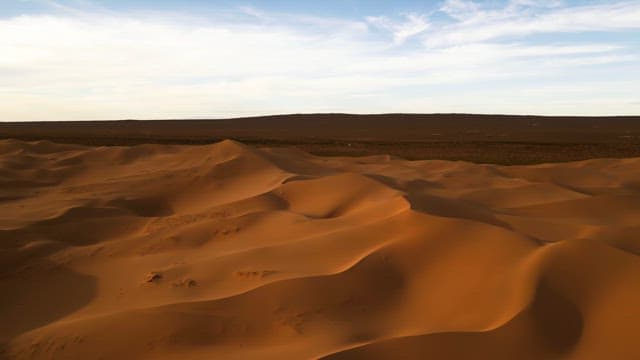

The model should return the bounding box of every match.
[1,138,639,359]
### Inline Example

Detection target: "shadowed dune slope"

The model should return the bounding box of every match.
[1,139,639,359]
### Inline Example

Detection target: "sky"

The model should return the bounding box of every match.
[0,0,639,120]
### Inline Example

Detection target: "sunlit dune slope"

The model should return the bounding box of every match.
[1,139,639,359]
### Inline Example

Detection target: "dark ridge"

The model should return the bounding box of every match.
[2,113,640,164]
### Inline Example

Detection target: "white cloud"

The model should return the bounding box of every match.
[366,13,430,44]
[440,0,482,21]
[431,0,640,46]
[0,1,638,120]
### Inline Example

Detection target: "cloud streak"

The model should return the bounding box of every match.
[430,0,640,46]
[0,0,638,120]
[367,13,430,44]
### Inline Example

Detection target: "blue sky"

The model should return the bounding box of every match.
[0,1,441,18]
[1,0,639,120]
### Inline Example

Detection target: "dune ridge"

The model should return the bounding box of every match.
[1,139,639,359]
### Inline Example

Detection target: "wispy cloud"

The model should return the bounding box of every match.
[430,0,640,46]
[366,13,430,44]
[0,0,638,120]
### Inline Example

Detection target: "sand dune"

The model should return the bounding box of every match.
[1,139,639,359]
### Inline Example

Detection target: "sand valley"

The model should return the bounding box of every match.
[1,138,639,359]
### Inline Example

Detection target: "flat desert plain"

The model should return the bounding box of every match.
[2,114,640,164]
[1,135,640,359]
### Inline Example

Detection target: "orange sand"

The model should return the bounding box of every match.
[1,139,639,359]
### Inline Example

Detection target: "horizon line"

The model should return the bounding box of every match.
[2,112,640,123]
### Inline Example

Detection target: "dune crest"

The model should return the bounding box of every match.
[1,139,639,359]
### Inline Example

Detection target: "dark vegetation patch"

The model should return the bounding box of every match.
[2,114,640,165]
